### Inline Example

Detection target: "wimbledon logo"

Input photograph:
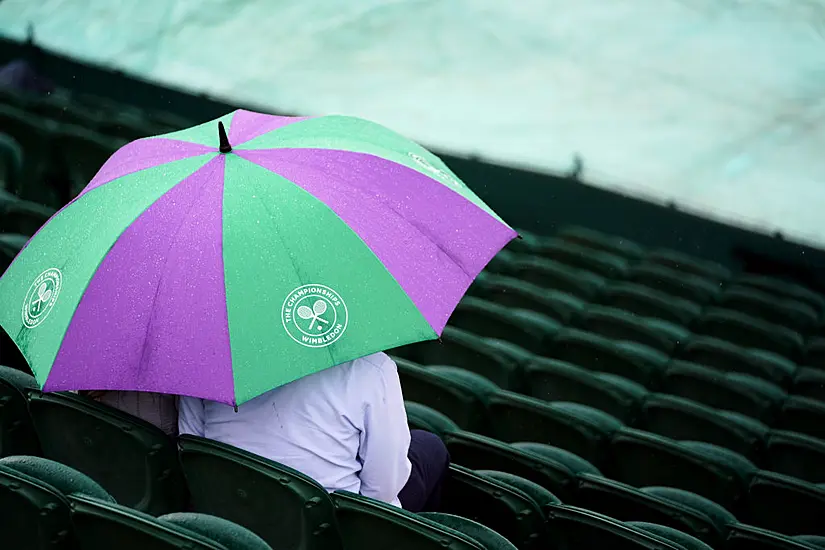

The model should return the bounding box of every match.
[281,284,348,348]
[22,268,62,329]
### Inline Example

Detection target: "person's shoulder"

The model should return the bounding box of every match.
[351,352,397,378]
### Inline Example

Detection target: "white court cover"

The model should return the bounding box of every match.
[1,0,824,245]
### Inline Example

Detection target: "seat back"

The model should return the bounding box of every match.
[0,365,41,457]
[763,430,825,484]
[545,504,682,549]
[726,523,818,550]
[746,471,825,536]
[419,513,519,550]
[404,401,460,437]
[160,513,273,550]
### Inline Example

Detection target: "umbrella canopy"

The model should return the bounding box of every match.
[0,110,516,406]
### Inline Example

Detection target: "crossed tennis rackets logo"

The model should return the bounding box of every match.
[296,299,329,331]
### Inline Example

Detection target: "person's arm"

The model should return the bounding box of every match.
[177,395,207,437]
[357,355,412,506]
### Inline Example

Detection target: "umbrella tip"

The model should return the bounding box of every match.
[218,121,232,153]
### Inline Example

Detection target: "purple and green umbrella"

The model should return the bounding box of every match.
[0,110,516,406]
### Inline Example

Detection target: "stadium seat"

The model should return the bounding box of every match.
[442,431,577,500]
[636,393,768,457]
[696,308,805,362]
[466,273,586,324]
[0,132,23,191]
[806,338,825,372]
[178,434,341,550]
[717,286,818,334]
[0,104,53,201]
[777,396,825,440]
[762,430,825,484]
[538,238,630,279]
[599,281,702,327]
[608,427,755,510]
[396,359,494,432]
[726,523,821,550]
[556,226,645,259]
[404,401,460,437]
[487,392,623,464]
[390,326,523,388]
[51,125,126,198]
[418,513,518,550]
[736,274,825,316]
[548,328,669,386]
[0,189,55,236]
[746,471,825,536]
[627,521,715,550]
[509,255,607,299]
[0,233,29,275]
[545,504,685,549]
[511,441,602,476]
[159,513,273,550]
[331,491,483,550]
[481,249,518,275]
[793,367,825,402]
[644,249,731,282]
[523,357,647,423]
[660,361,786,424]
[678,336,796,386]
[438,465,546,550]
[478,469,561,516]
[0,455,113,502]
[448,296,560,355]
[69,494,238,550]
[628,263,720,304]
[27,391,187,515]
[571,474,733,548]
[0,365,41,457]
[574,305,690,354]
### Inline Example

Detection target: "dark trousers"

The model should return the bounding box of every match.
[398,430,450,513]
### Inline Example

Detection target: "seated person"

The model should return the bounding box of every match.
[81,390,178,437]
[178,352,448,512]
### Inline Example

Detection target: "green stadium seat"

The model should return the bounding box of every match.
[418,513,518,550]
[487,392,623,464]
[0,233,29,274]
[478,469,561,516]
[442,430,577,500]
[510,255,606,299]
[793,367,825,402]
[331,491,483,550]
[159,513,272,550]
[629,264,720,304]
[636,393,768,456]
[678,336,796,386]
[608,427,755,510]
[396,359,494,432]
[660,361,786,424]
[746,471,825,536]
[0,104,53,200]
[763,431,825,484]
[0,455,113,502]
[574,305,690,353]
[717,286,818,334]
[599,282,702,326]
[0,189,54,235]
[806,338,825,372]
[69,494,234,550]
[390,326,523,388]
[794,535,825,548]
[627,521,715,550]
[727,523,821,550]
[27,391,187,515]
[697,308,805,362]
[51,125,127,198]
[545,504,684,549]
[0,365,40,457]
[481,249,518,275]
[571,474,733,548]
[511,441,602,476]
[0,131,23,191]
[178,434,339,550]
[777,396,825,441]
[524,357,647,422]
[449,296,560,355]
[538,238,630,279]
[548,328,669,386]
[404,402,460,437]
[556,226,645,259]
[468,273,586,323]
[736,274,825,316]
[438,465,545,550]
[644,250,732,282]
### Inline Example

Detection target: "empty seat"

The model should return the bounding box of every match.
[628,264,720,304]
[449,296,560,355]
[0,131,23,191]
[556,226,645,260]
[574,305,690,354]
[697,308,805,361]
[331,491,483,550]
[538,238,630,279]
[793,367,825,402]
[599,282,702,326]
[548,329,669,386]
[390,326,523,388]
[178,435,340,550]
[763,431,825,484]
[511,442,602,476]
[0,365,40,457]
[418,513,519,550]
[777,396,825,441]
[479,469,561,516]
[0,455,113,502]
[717,286,818,334]
[469,273,586,324]
[0,104,53,200]
[159,513,273,550]
[571,474,733,548]
[737,274,825,316]
[405,401,460,437]
[727,523,821,550]
[627,522,715,550]
[439,465,546,550]
[608,427,755,510]
[806,338,825,372]
[511,255,607,299]
[679,336,796,386]
[524,357,647,422]
[443,431,577,500]
[487,392,623,465]
[644,250,731,282]
[660,361,786,424]
[27,391,187,515]
[746,471,825,536]
[636,393,768,456]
